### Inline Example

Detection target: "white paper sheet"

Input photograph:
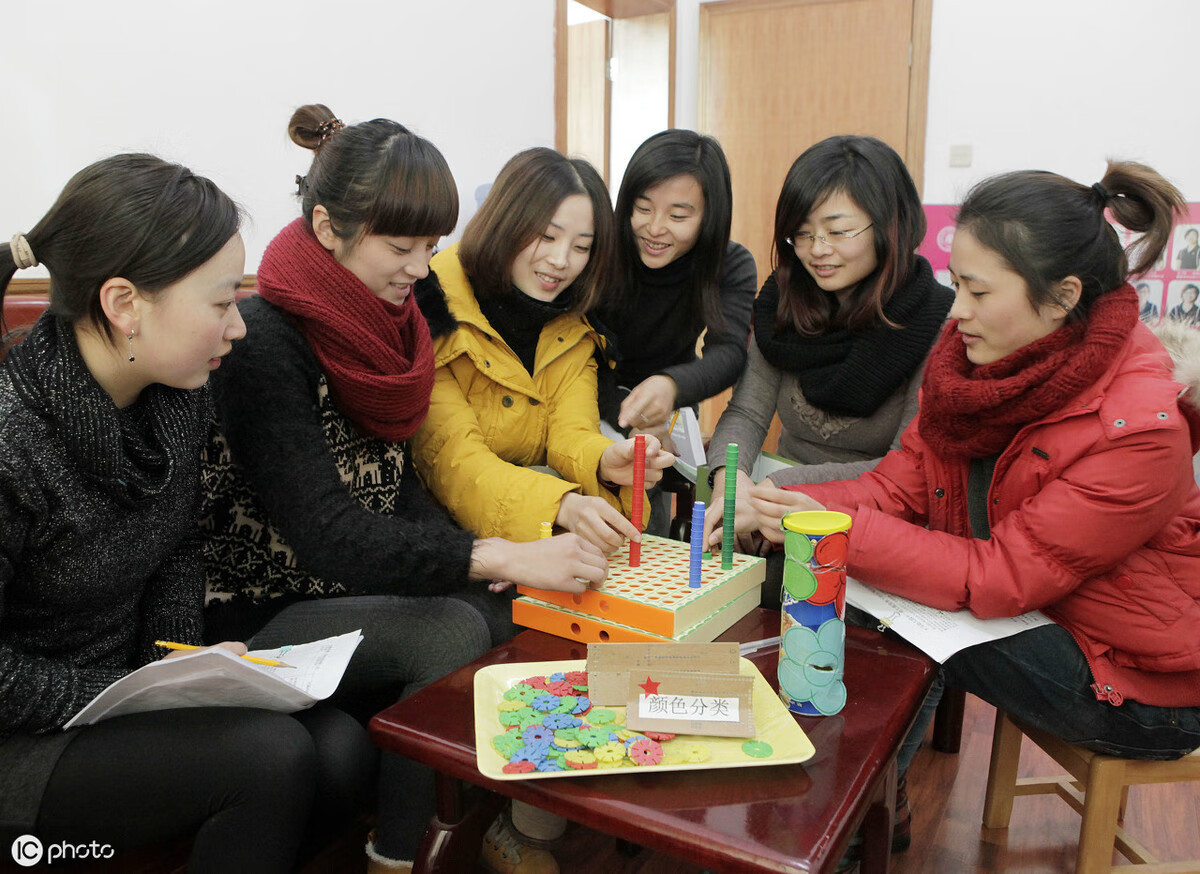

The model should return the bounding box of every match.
[64,630,363,728]
[845,579,1052,663]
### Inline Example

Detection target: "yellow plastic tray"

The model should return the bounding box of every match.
[473,658,815,780]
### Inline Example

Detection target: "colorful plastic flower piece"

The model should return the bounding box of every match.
[536,759,564,772]
[777,618,847,716]
[542,713,580,730]
[552,727,579,743]
[510,748,548,766]
[564,670,588,688]
[588,708,618,725]
[531,693,561,712]
[593,742,626,766]
[503,683,539,704]
[564,750,599,770]
[679,742,712,763]
[552,695,578,714]
[614,729,643,743]
[575,726,612,748]
[570,696,592,716]
[521,676,551,690]
[628,738,664,766]
[740,740,773,758]
[497,699,526,713]
[642,731,676,741]
[502,760,536,774]
[499,706,536,727]
[523,725,553,745]
[549,671,567,683]
[551,736,582,751]
[546,680,575,696]
[492,733,525,759]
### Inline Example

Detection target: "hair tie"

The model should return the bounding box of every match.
[1091,182,1111,204]
[315,118,345,146]
[9,233,38,270]
[295,174,307,196]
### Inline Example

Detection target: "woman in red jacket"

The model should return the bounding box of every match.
[730,161,1200,772]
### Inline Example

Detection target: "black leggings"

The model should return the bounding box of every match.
[37,706,374,873]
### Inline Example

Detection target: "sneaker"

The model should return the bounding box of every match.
[834,775,912,871]
[480,814,559,874]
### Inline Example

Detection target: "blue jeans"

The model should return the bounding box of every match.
[249,592,514,861]
[896,623,1200,776]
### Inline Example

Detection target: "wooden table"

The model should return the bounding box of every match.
[370,609,936,873]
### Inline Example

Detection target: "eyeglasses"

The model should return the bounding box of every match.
[786,224,874,249]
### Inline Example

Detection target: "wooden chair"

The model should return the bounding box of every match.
[982,708,1200,873]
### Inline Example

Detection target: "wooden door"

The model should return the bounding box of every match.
[697,0,931,442]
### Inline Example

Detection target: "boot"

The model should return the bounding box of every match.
[365,830,414,874]
[480,813,559,874]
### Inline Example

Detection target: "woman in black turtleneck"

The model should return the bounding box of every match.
[595,130,757,533]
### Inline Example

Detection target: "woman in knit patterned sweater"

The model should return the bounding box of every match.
[202,107,614,873]
[0,155,372,872]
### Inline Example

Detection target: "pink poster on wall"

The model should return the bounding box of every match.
[918,203,1200,327]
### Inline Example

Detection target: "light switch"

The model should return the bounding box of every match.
[949,144,973,168]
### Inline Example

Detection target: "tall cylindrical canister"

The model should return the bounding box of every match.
[777,510,851,716]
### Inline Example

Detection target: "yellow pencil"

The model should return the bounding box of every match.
[668,409,680,435]
[154,640,295,669]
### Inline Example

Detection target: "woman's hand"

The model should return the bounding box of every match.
[747,482,826,545]
[701,467,759,551]
[162,641,247,660]
[600,434,674,488]
[556,492,641,554]
[617,375,677,430]
[472,535,608,593]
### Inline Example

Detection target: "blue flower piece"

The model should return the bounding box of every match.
[542,713,581,730]
[531,693,561,712]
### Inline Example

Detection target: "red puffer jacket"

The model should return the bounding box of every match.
[794,322,1200,708]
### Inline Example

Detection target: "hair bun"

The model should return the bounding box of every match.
[288,104,343,151]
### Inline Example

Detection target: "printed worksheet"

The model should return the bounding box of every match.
[64,630,364,728]
[846,579,1051,663]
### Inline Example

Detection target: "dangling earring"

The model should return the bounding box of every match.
[127,332,135,363]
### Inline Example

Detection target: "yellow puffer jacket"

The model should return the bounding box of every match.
[412,245,641,541]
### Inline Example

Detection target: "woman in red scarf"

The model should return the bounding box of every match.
[725,160,1200,855]
[201,105,610,873]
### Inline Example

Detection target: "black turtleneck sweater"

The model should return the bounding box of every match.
[479,287,573,376]
[597,240,756,423]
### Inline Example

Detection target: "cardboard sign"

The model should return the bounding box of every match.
[586,642,739,705]
[625,670,755,738]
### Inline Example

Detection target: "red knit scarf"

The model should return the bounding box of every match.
[256,217,435,442]
[918,284,1138,459]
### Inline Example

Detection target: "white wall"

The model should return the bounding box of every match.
[2,0,557,273]
[7,0,1197,278]
[673,0,1200,203]
[922,0,1200,203]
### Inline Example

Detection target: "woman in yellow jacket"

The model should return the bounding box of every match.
[414,148,671,553]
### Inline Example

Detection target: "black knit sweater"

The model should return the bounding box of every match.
[201,278,478,643]
[0,314,210,833]
[597,240,756,423]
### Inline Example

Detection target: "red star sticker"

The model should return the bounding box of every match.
[639,676,660,695]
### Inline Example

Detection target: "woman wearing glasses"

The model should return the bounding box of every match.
[704,135,952,571]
